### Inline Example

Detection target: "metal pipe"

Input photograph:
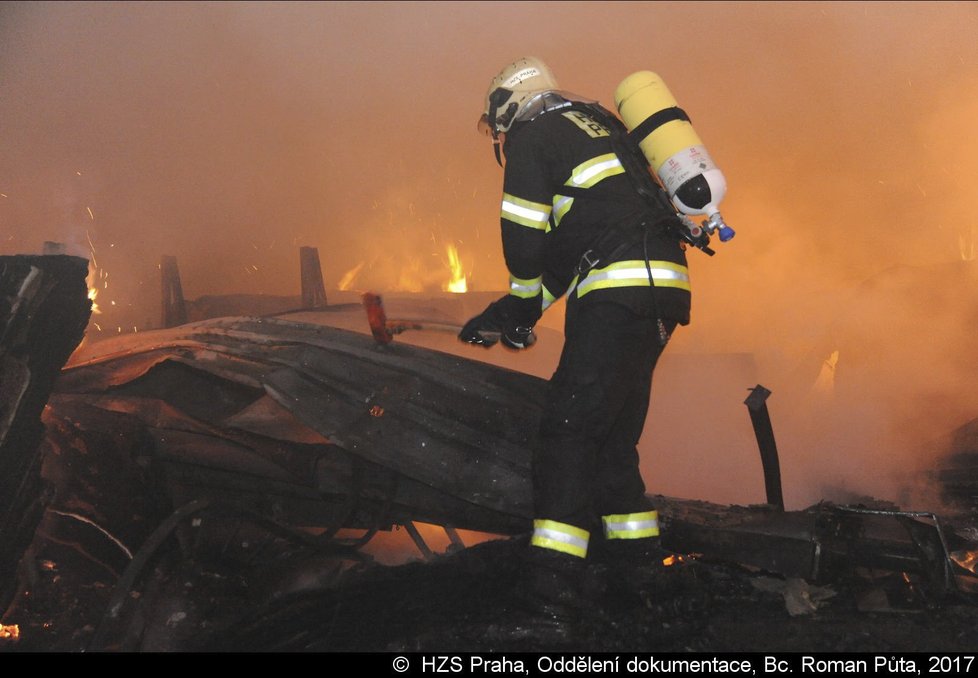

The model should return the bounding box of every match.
[744,384,784,511]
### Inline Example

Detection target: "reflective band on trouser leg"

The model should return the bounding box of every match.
[602,510,660,539]
[532,519,590,558]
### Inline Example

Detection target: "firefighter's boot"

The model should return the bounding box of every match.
[511,546,585,643]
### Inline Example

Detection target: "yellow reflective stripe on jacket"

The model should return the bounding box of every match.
[577,260,690,298]
[565,153,624,189]
[501,193,551,230]
[552,195,574,228]
[541,284,557,311]
[509,274,542,299]
[531,519,589,558]
[542,279,576,312]
[602,510,660,539]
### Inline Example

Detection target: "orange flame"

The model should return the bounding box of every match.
[86,262,101,315]
[443,243,467,294]
[662,553,698,567]
[396,260,425,293]
[338,261,365,291]
[951,549,978,574]
[0,624,19,641]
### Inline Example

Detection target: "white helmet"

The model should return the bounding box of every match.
[479,56,559,136]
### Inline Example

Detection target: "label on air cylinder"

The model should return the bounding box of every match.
[658,145,717,196]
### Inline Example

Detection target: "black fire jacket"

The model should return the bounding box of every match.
[496,102,692,329]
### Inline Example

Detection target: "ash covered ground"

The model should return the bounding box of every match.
[5,522,978,653]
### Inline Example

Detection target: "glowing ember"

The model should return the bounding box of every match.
[443,243,467,294]
[84,230,108,319]
[951,549,978,574]
[0,624,19,641]
[338,261,365,291]
[86,262,101,316]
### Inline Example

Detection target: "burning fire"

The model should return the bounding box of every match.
[338,243,468,294]
[0,624,19,641]
[397,260,426,293]
[951,549,978,574]
[338,261,365,291]
[662,553,702,567]
[86,261,102,316]
[442,243,467,294]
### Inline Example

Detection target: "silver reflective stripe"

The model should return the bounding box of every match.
[552,195,574,227]
[542,285,556,311]
[510,278,542,296]
[603,512,659,538]
[501,200,549,227]
[590,266,687,283]
[532,519,589,558]
[577,262,690,297]
[571,156,622,186]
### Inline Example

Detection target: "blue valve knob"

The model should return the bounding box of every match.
[703,213,735,243]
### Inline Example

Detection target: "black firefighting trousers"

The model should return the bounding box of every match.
[534,301,675,537]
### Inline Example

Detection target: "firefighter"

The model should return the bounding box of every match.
[459,57,693,621]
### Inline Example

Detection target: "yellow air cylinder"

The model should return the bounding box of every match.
[615,71,733,240]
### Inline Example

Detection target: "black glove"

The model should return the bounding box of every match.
[501,324,537,350]
[459,304,503,347]
[459,297,539,350]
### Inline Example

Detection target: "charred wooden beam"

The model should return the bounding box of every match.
[160,255,188,329]
[0,255,92,612]
[299,247,327,309]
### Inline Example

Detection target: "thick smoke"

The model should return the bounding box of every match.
[1,1,976,509]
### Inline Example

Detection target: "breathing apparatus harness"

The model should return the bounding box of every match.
[560,99,713,346]
[487,91,712,346]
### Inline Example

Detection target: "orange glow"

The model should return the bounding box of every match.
[951,550,978,574]
[811,350,839,396]
[338,261,365,291]
[0,624,19,641]
[961,225,976,261]
[662,553,698,567]
[86,262,101,316]
[443,243,467,294]
[395,259,425,293]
